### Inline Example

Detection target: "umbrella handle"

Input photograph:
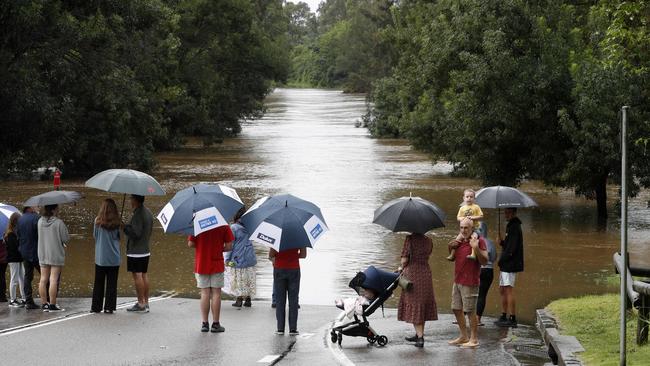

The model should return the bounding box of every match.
[120,193,126,219]
[498,208,501,239]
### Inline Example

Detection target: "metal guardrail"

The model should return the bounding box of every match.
[613,253,650,345]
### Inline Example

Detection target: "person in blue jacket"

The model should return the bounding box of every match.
[226,207,257,308]
[16,206,41,309]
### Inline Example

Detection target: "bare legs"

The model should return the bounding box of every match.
[200,287,222,323]
[414,323,424,337]
[449,310,479,347]
[38,265,61,306]
[500,286,515,318]
[131,272,149,306]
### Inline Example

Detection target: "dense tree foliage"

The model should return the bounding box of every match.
[285,0,396,92]
[0,0,289,175]
[362,0,650,218]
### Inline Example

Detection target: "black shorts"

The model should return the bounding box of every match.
[127,256,150,273]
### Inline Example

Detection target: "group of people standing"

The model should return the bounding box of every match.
[396,189,524,348]
[0,195,155,314]
[0,192,305,337]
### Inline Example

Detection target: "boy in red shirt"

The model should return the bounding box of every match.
[188,226,234,332]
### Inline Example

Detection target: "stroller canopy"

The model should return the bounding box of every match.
[349,266,399,296]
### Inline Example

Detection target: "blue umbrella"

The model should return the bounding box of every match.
[0,203,20,238]
[240,194,328,251]
[157,183,243,235]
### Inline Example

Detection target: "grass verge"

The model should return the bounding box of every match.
[547,293,649,365]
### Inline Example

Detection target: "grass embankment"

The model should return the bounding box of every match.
[547,294,649,365]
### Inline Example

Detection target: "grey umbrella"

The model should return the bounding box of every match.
[24,190,82,207]
[85,169,165,196]
[373,195,446,234]
[85,168,165,216]
[474,185,537,237]
[474,186,537,208]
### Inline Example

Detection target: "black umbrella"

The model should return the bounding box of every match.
[474,185,537,236]
[373,195,446,234]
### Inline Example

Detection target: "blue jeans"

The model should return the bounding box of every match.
[274,268,300,331]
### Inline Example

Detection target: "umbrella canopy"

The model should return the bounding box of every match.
[240,194,328,251]
[474,186,538,208]
[0,203,20,237]
[85,169,165,196]
[24,190,82,207]
[157,183,244,236]
[373,196,446,234]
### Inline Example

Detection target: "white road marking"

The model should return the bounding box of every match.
[257,355,280,363]
[298,332,314,339]
[0,292,176,337]
[326,322,355,366]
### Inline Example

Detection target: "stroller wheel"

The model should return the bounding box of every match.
[377,335,388,347]
[367,336,377,344]
[330,331,338,343]
[337,333,343,345]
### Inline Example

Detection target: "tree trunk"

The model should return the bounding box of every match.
[595,176,608,220]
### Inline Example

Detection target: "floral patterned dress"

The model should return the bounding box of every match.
[397,234,437,324]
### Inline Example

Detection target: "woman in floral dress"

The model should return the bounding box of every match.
[397,233,437,348]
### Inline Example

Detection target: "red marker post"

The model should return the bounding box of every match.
[53,169,61,190]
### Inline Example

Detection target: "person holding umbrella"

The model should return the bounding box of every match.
[37,204,70,312]
[372,194,445,348]
[187,225,234,332]
[124,195,154,313]
[240,194,329,335]
[269,246,307,335]
[494,207,524,328]
[397,231,437,348]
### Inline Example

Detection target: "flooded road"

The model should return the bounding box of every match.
[1,88,648,324]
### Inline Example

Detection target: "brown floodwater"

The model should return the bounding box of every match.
[1,88,648,324]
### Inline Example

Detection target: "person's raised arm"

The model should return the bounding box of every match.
[299,247,307,259]
[187,237,196,248]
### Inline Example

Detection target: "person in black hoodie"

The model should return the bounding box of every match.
[495,208,523,328]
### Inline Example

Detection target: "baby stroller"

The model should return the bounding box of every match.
[330,265,400,347]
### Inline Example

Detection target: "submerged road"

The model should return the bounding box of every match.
[0,296,550,365]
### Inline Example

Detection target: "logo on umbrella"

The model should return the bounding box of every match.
[257,233,276,245]
[310,224,323,239]
[198,216,218,229]
[160,213,168,225]
[147,186,155,193]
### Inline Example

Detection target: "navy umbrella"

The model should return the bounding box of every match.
[240,194,328,251]
[0,203,19,237]
[373,195,446,234]
[157,183,243,235]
